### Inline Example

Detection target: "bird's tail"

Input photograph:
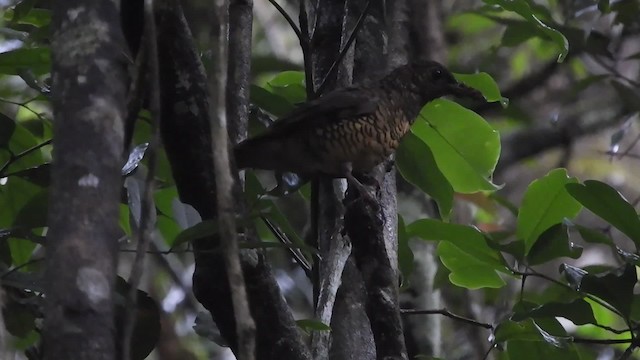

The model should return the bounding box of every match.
[234,137,283,171]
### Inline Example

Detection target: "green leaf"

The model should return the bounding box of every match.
[0,48,50,75]
[574,224,614,247]
[407,219,506,271]
[8,164,51,187]
[266,71,306,104]
[154,186,179,218]
[7,238,36,266]
[437,241,506,289]
[396,132,453,218]
[501,20,537,47]
[484,0,569,62]
[2,301,35,337]
[0,112,16,148]
[296,319,331,332]
[495,319,545,343]
[9,0,37,23]
[561,263,636,318]
[566,180,640,249]
[250,85,294,117]
[526,223,582,265]
[245,173,308,257]
[512,299,597,326]
[506,339,580,360]
[5,7,50,27]
[414,99,501,193]
[454,72,504,103]
[173,220,217,246]
[13,189,48,228]
[516,169,581,254]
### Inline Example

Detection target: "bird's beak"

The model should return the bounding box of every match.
[448,82,485,101]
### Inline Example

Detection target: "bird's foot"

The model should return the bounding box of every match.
[384,159,395,173]
[344,173,380,206]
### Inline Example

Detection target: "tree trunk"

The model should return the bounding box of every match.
[45,1,128,359]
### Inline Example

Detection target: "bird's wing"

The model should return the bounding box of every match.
[260,86,380,137]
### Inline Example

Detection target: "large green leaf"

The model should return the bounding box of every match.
[484,0,569,61]
[266,71,306,104]
[414,99,500,193]
[250,85,294,117]
[397,216,414,289]
[454,72,504,103]
[561,263,636,318]
[407,219,506,270]
[396,132,453,218]
[512,299,597,326]
[0,48,50,75]
[566,180,640,249]
[526,223,582,265]
[0,112,16,148]
[437,241,506,289]
[506,339,580,360]
[516,169,581,254]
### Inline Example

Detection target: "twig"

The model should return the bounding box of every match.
[591,55,640,88]
[572,337,633,345]
[316,0,372,96]
[0,139,52,177]
[482,344,495,360]
[511,269,626,320]
[0,258,43,279]
[207,0,256,358]
[618,344,637,360]
[401,308,494,329]
[299,0,314,97]
[267,0,302,43]
[0,97,50,123]
[121,1,160,359]
[261,215,312,277]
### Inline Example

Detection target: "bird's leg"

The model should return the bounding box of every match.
[341,163,378,202]
[384,159,395,173]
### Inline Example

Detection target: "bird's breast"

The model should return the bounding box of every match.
[307,105,412,175]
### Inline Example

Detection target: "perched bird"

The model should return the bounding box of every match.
[235,60,484,195]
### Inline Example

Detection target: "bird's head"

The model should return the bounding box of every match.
[396,61,485,103]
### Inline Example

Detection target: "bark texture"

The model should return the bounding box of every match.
[153,1,310,359]
[45,1,128,359]
[343,1,408,359]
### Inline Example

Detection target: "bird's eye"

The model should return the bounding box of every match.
[431,68,443,80]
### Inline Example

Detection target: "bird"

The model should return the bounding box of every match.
[235,60,484,196]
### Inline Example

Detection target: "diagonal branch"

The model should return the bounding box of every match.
[316,0,371,95]
[267,0,303,44]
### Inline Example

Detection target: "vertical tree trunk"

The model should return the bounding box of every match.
[154,2,310,359]
[45,2,128,359]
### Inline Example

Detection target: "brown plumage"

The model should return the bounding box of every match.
[235,60,483,193]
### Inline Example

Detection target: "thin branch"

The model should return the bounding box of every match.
[401,308,493,329]
[0,139,52,176]
[299,0,314,98]
[0,97,50,123]
[511,269,626,320]
[591,55,640,88]
[0,258,43,279]
[207,0,256,358]
[122,1,161,359]
[316,0,372,95]
[261,215,313,277]
[267,0,302,43]
[482,345,495,360]
[572,337,633,345]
